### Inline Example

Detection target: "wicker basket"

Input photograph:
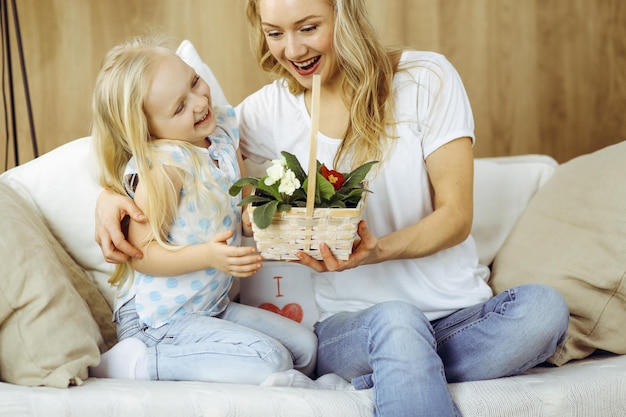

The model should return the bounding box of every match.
[247,74,368,260]
[247,194,366,260]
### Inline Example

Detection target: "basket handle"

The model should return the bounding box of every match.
[305,74,321,218]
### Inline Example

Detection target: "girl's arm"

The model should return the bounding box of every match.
[298,137,474,272]
[94,148,257,263]
[128,166,261,278]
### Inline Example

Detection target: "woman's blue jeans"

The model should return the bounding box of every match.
[314,283,569,417]
[116,298,317,383]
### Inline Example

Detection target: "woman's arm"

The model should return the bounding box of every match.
[95,189,146,263]
[128,165,261,278]
[297,137,474,272]
[377,136,474,259]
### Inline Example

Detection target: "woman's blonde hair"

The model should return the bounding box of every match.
[245,0,401,169]
[92,35,226,288]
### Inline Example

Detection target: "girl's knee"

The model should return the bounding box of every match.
[262,342,293,374]
[293,330,318,376]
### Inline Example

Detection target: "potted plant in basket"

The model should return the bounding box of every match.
[228,152,378,260]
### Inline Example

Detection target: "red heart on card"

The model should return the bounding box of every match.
[258,303,304,323]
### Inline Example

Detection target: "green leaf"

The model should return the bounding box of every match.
[281,151,307,183]
[328,201,347,208]
[256,179,282,201]
[289,187,307,202]
[238,195,272,207]
[302,174,336,205]
[229,177,259,196]
[341,160,378,189]
[277,203,293,212]
[252,200,279,229]
[316,173,336,201]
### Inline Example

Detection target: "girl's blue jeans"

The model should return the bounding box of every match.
[314,283,569,417]
[116,297,317,383]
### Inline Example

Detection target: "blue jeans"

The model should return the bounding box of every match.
[116,298,317,383]
[314,284,569,417]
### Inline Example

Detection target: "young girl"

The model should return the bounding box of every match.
[89,35,316,383]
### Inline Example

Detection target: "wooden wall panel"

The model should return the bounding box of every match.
[395,0,626,162]
[1,0,625,172]
[1,0,270,170]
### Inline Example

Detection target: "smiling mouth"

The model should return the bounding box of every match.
[195,110,210,126]
[292,56,320,75]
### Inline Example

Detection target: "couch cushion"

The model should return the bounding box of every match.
[0,137,118,304]
[489,141,626,365]
[0,183,116,387]
[472,155,557,266]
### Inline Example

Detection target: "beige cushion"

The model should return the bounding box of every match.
[490,141,626,365]
[0,183,116,387]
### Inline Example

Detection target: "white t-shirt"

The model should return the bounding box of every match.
[236,51,492,321]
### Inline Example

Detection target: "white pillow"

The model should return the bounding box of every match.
[472,154,558,266]
[176,39,230,107]
[0,40,230,307]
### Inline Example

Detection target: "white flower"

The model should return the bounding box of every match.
[264,158,286,186]
[278,169,301,196]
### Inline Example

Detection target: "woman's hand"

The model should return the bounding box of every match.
[95,189,146,263]
[295,220,380,273]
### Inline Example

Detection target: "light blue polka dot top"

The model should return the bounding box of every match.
[115,106,242,329]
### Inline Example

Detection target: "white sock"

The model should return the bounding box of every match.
[89,337,148,380]
[261,370,353,390]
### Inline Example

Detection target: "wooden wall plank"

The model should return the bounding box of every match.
[1,0,624,171]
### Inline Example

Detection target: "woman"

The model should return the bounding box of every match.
[96,0,569,415]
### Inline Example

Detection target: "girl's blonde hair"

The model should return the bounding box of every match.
[92,35,226,288]
[245,0,401,170]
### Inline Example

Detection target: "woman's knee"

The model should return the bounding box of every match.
[361,301,435,345]
[368,300,428,323]
[513,284,569,340]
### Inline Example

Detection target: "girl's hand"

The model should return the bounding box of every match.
[205,229,262,278]
[95,189,146,263]
[295,220,380,273]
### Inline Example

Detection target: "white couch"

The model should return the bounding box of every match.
[1,40,625,417]
[2,135,626,417]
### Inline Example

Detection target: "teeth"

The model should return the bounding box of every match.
[294,57,317,68]
[197,111,208,124]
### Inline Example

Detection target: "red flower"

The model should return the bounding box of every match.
[320,165,345,190]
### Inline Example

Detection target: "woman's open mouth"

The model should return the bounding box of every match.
[292,56,320,76]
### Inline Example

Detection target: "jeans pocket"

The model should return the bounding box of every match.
[116,298,142,340]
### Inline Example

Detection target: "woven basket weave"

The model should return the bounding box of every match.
[247,194,366,260]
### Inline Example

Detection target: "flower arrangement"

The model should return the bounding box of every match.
[229,151,377,229]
